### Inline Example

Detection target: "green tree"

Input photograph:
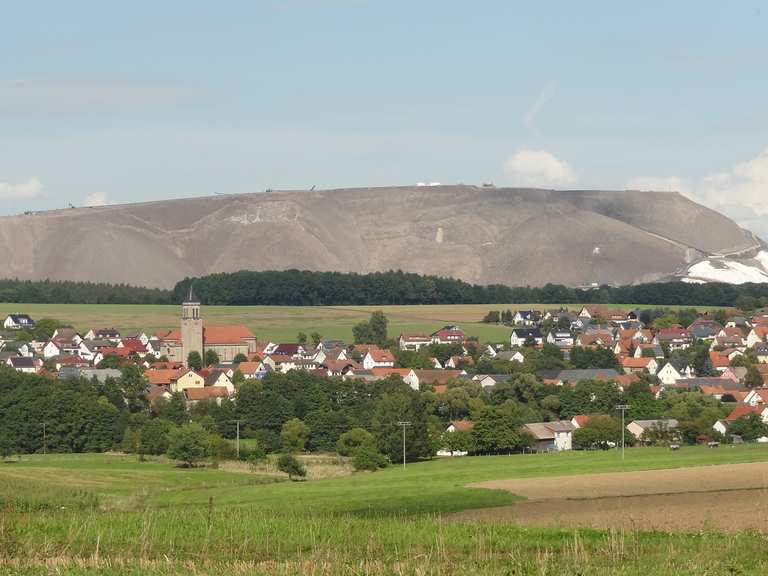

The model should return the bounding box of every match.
[728,413,768,441]
[166,422,209,467]
[745,365,764,389]
[352,443,389,471]
[296,332,308,345]
[441,429,474,455]
[203,349,220,367]
[277,452,306,480]
[571,415,620,450]
[140,418,175,455]
[187,351,203,371]
[154,392,188,425]
[281,418,310,452]
[369,311,389,345]
[119,364,148,413]
[352,321,374,344]
[336,427,375,456]
[471,407,527,454]
[233,353,248,364]
[310,332,322,347]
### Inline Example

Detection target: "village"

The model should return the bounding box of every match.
[4,293,768,455]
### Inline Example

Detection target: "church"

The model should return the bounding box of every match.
[160,289,257,365]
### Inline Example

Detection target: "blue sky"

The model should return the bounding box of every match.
[1,1,767,234]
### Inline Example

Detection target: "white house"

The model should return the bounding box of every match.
[362,347,396,370]
[510,328,543,348]
[522,421,574,452]
[5,356,38,374]
[747,327,768,349]
[546,331,574,346]
[3,314,35,330]
[656,362,694,386]
[399,333,432,351]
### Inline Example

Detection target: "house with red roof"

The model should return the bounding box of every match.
[361,346,396,370]
[398,333,432,351]
[431,325,466,345]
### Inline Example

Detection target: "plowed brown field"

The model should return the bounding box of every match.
[452,462,768,532]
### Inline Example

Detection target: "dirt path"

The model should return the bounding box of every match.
[452,462,768,532]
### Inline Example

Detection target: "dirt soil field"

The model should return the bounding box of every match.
[453,462,768,532]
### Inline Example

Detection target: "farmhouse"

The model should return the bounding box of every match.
[522,421,575,452]
[626,419,679,440]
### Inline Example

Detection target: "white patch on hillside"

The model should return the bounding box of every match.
[686,256,768,284]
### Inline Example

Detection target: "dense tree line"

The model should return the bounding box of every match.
[4,272,768,307]
[0,279,172,304]
[175,271,768,307]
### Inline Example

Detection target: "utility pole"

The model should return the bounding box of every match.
[229,420,242,459]
[397,421,411,470]
[615,404,630,461]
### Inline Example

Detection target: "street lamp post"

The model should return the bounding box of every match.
[397,421,411,470]
[615,404,630,460]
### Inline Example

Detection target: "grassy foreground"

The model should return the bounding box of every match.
[3,445,768,575]
[0,302,714,344]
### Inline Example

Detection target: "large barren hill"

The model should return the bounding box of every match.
[0,185,761,288]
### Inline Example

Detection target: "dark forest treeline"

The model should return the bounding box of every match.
[174,270,768,308]
[0,279,173,305]
[3,271,768,308]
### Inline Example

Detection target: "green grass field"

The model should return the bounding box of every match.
[0,302,717,344]
[2,446,768,575]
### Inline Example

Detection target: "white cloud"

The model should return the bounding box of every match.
[84,192,109,206]
[0,177,44,199]
[626,148,768,238]
[503,149,576,187]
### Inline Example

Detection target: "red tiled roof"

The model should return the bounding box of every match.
[572,415,590,427]
[120,339,147,352]
[164,325,254,345]
[371,367,412,378]
[145,368,182,386]
[449,420,474,431]
[726,404,764,422]
[184,386,230,401]
[621,357,655,368]
[236,362,262,376]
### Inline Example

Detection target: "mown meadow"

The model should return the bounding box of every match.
[3,446,768,575]
[0,302,718,345]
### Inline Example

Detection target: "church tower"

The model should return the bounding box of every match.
[181,286,204,366]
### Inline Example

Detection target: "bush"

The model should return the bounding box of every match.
[352,443,389,471]
[277,452,306,480]
[336,427,374,456]
[209,434,236,461]
[250,429,281,453]
[167,423,210,467]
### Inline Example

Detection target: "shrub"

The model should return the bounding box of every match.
[277,452,306,480]
[352,443,389,472]
[167,423,210,467]
[209,434,236,461]
[336,427,374,456]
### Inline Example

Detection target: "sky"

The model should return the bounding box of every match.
[1,1,767,235]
